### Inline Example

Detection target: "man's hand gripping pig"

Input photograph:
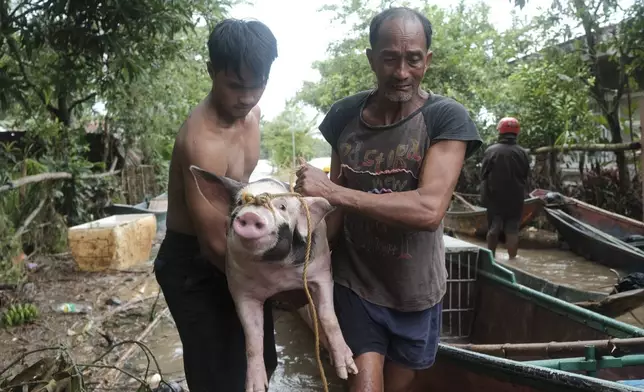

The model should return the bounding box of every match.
[190,166,358,392]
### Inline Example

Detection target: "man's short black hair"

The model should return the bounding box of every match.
[207,18,278,82]
[369,7,433,50]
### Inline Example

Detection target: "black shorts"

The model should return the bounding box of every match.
[333,283,442,370]
[486,211,521,235]
[154,230,277,392]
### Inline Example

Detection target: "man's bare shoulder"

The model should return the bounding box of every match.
[176,101,225,156]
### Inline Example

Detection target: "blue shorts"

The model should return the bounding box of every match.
[333,283,442,370]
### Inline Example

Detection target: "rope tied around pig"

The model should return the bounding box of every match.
[240,189,330,392]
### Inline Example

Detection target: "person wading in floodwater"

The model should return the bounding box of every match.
[480,117,530,259]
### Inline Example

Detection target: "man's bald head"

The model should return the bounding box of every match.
[369,7,433,50]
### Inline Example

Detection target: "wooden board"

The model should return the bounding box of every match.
[68,213,157,272]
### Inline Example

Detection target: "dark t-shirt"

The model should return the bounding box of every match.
[480,137,530,217]
[319,90,482,311]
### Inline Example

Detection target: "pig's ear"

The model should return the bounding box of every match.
[189,165,244,209]
[296,197,335,238]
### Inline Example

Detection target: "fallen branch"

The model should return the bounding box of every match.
[0,342,164,392]
[0,159,120,193]
[103,308,170,387]
[95,293,160,323]
[527,141,641,154]
[12,197,47,240]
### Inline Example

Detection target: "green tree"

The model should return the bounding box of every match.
[261,102,319,169]
[297,0,528,135]
[0,0,231,126]
[506,51,598,150]
[512,0,644,189]
[104,26,213,179]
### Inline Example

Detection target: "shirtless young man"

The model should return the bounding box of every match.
[153,19,278,392]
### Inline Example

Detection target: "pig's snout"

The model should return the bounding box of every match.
[233,212,269,240]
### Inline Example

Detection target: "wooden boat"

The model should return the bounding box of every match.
[444,196,544,237]
[297,235,644,391]
[538,207,644,272]
[530,189,644,241]
[103,193,168,233]
[501,261,644,318]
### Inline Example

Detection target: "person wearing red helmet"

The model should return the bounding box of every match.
[480,117,530,259]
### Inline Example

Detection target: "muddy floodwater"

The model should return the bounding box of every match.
[460,235,617,293]
[137,306,344,391]
[137,234,644,389]
[460,235,644,327]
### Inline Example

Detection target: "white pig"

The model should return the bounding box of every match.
[190,165,358,392]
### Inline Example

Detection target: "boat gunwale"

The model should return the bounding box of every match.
[543,207,644,259]
[467,246,644,338]
[436,344,644,392]
[530,188,644,231]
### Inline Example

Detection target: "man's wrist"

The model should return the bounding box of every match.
[326,183,345,206]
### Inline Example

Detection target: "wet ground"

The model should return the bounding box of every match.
[5,225,644,391]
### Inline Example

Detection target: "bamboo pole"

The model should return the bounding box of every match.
[526,141,641,154]
[449,337,644,359]
[453,192,478,211]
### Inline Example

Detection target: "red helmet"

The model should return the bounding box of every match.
[497,117,520,134]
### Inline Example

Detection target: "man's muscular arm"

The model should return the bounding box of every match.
[328,140,467,231]
[181,127,229,270]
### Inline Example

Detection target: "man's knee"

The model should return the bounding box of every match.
[348,352,385,392]
[384,360,416,392]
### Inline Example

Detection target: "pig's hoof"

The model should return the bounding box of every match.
[333,346,359,379]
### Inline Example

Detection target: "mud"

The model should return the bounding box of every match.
[4,227,644,391]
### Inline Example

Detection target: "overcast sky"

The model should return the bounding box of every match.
[228,0,548,121]
[90,0,632,123]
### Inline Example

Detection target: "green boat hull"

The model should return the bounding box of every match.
[298,236,644,391]
[414,237,644,391]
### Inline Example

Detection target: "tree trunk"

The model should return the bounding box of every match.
[606,110,630,190]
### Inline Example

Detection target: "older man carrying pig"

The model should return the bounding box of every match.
[296,7,482,392]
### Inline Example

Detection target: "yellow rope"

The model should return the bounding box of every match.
[240,185,329,392]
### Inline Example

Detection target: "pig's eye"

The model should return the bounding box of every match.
[278,204,287,211]
[236,199,242,206]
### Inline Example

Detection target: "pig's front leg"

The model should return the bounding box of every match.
[311,279,359,379]
[232,295,269,392]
